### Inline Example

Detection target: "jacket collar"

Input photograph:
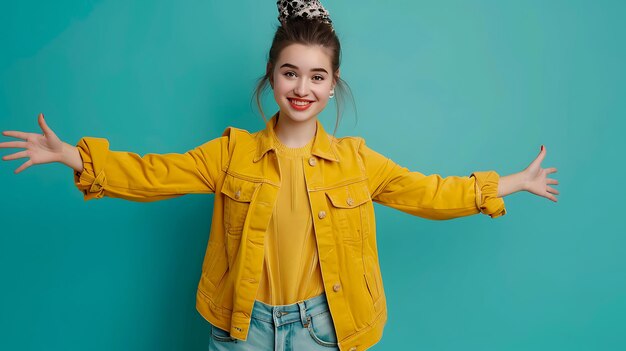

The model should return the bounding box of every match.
[253,112,339,163]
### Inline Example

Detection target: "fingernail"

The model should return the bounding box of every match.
[541,145,544,151]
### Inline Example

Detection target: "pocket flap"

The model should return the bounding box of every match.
[325,181,371,208]
[220,174,258,202]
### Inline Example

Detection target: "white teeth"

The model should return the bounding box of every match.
[290,99,311,106]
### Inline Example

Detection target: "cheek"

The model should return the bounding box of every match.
[273,77,292,96]
[314,86,332,101]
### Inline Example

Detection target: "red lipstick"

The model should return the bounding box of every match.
[288,98,313,111]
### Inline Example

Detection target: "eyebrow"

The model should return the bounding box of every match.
[280,63,329,74]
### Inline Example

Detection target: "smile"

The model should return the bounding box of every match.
[288,98,313,111]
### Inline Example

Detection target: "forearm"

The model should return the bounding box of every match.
[497,171,527,197]
[60,142,84,173]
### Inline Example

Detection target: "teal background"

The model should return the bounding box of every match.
[1,1,624,350]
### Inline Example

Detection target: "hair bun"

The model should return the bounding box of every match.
[277,0,333,27]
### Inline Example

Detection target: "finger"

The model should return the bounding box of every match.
[545,192,558,202]
[547,178,559,185]
[38,113,53,136]
[547,186,560,195]
[14,159,33,174]
[531,145,546,166]
[0,141,28,149]
[2,130,30,140]
[2,150,28,161]
[545,167,558,174]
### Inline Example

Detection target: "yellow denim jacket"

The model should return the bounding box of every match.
[73,113,506,351]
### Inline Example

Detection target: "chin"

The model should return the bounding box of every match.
[279,105,326,124]
[282,112,317,123]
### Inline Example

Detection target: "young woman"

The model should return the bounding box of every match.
[0,1,559,350]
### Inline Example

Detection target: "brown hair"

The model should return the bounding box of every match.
[252,18,356,135]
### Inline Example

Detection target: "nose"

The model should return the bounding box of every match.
[293,77,310,97]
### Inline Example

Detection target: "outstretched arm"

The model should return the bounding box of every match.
[1,113,227,202]
[497,145,559,202]
[360,139,559,220]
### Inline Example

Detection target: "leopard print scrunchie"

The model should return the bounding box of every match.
[277,0,333,27]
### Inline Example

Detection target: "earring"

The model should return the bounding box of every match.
[329,90,335,99]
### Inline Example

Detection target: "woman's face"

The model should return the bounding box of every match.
[271,43,337,125]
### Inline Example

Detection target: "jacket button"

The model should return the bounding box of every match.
[349,347,357,351]
[346,197,354,206]
[333,283,341,292]
[308,157,317,166]
[235,190,241,199]
[318,210,326,219]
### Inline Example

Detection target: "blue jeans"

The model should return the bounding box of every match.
[208,293,339,351]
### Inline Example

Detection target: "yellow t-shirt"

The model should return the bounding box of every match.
[255,130,325,305]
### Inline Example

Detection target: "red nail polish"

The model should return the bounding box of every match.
[541,145,544,151]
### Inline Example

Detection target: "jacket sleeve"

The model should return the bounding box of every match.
[73,135,229,202]
[358,138,506,220]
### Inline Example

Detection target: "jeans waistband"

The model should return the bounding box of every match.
[251,293,329,328]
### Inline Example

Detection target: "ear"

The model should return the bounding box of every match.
[333,68,340,89]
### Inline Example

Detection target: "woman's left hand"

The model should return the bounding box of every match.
[522,145,559,202]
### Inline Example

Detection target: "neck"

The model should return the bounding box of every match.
[274,112,317,148]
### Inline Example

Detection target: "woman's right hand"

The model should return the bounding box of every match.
[1,113,66,174]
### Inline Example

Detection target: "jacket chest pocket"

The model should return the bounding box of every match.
[324,180,372,242]
[221,174,259,232]
[220,174,260,266]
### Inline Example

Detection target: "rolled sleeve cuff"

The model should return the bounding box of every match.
[73,137,109,201]
[470,171,507,218]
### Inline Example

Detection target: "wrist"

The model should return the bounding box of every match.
[497,171,527,198]
[61,142,84,173]
[518,169,530,192]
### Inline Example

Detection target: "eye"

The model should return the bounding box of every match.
[284,71,296,78]
[312,75,325,81]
